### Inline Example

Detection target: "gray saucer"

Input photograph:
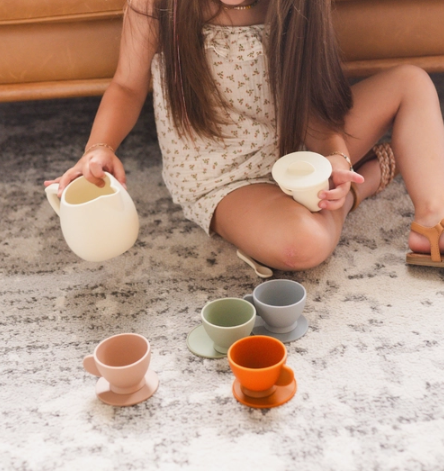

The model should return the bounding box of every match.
[252,315,308,343]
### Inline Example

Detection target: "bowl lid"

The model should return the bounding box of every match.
[272,151,332,190]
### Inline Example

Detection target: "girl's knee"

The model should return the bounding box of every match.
[390,64,436,96]
[389,64,428,81]
[272,217,337,271]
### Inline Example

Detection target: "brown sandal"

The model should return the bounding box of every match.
[350,142,397,211]
[406,219,444,267]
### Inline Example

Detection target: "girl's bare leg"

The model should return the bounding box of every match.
[212,65,444,270]
[212,157,380,271]
[343,65,444,255]
[212,183,348,271]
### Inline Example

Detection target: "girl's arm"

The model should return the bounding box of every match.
[45,0,158,195]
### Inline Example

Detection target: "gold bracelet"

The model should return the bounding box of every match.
[326,151,353,171]
[83,143,115,156]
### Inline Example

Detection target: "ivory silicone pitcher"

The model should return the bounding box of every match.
[45,172,139,262]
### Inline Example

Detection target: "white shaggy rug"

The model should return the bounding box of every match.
[1,74,444,471]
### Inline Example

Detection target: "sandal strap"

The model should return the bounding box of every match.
[373,142,397,194]
[410,219,444,262]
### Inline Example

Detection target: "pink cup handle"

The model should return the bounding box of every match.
[83,355,101,376]
[275,365,294,387]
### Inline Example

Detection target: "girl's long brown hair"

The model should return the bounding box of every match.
[267,0,352,155]
[143,0,352,154]
[156,0,227,140]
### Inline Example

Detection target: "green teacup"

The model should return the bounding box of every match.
[201,298,256,354]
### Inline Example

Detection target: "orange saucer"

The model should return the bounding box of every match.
[232,377,297,409]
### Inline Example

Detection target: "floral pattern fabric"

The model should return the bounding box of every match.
[151,24,279,235]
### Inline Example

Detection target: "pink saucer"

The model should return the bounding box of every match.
[95,369,159,406]
[232,377,297,409]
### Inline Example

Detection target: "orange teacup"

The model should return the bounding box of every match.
[228,336,294,399]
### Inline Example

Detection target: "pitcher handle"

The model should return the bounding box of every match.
[45,184,61,216]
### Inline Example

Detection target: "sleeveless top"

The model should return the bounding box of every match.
[151,24,279,234]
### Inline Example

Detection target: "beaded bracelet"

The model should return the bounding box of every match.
[326,151,354,171]
[83,143,115,156]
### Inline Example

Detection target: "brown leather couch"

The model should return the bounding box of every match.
[333,0,444,76]
[0,0,125,101]
[1,0,444,102]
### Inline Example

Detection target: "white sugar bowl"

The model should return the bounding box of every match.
[272,151,332,212]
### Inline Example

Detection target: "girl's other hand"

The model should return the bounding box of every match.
[44,148,127,198]
[317,154,364,210]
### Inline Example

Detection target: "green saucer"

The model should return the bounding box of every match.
[186,324,226,359]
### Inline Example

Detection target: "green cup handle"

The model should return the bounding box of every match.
[276,365,294,387]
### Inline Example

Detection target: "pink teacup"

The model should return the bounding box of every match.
[83,333,158,406]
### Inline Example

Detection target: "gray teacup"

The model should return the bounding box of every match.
[244,280,306,334]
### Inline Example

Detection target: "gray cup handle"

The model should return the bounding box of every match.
[243,294,254,304]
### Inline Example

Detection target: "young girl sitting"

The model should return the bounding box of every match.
[45,0,444,270]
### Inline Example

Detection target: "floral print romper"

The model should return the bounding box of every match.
[151,24,279,235]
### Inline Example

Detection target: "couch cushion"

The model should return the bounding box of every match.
[0,0,126,98]
[333,0,444,61]
[0,0,125,24]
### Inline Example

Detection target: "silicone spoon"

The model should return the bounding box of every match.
[236,249,273,278]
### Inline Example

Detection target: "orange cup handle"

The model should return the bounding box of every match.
[275,365,294,387]
[83,355,101,376]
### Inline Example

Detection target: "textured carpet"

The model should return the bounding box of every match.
[1,74,444,471]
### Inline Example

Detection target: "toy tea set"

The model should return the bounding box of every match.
[45,152,325,408]
[186,279,306,408]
